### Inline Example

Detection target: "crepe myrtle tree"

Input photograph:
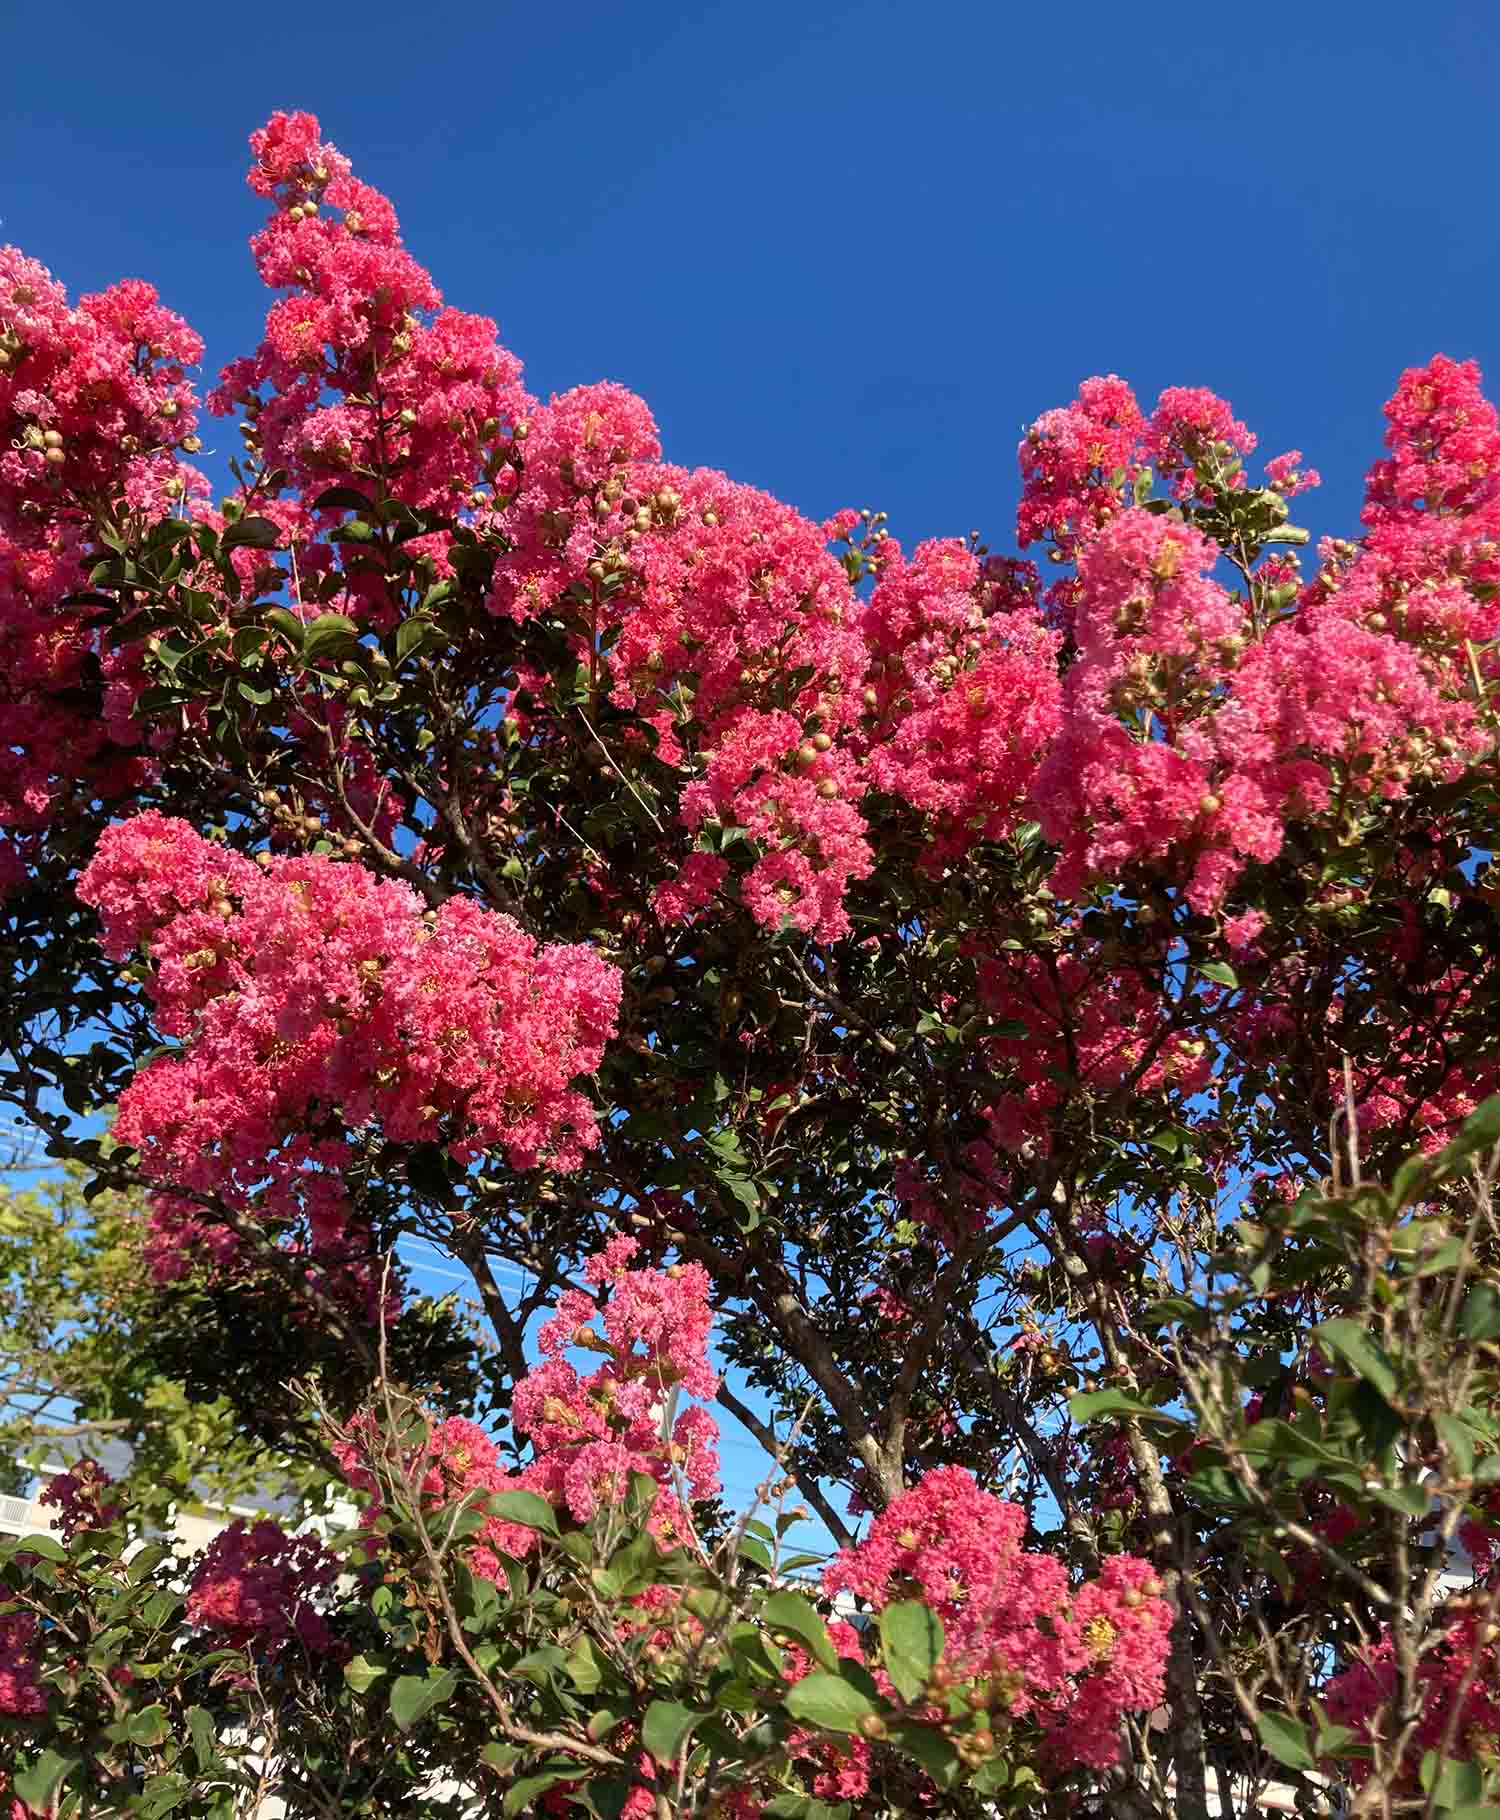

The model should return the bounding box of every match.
[4,108,1500,1819]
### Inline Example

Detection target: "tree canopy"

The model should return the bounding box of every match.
[5,108,1500,1819]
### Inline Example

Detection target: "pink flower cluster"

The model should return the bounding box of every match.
[337,1237,723,1579]
[0,246,204,876]
[1144,385,1255,500]
[334,1413,547,1579]
[823,1466,1171,1770]
[1033,508,1258,912]
[78,813,620,1280]
[1364,354,1500,527]
[0,1613,44,1716]
[860,540,1061,864]
[1021,359,1497,916]
[200,120,1134,948]
[40,1458,121,1540]
[1016,374,1144,563]
[210,109,530,554]
[186,1517,340,1657]
[511,1234,720,1540]
[188,120,1500,957]
[1323,1597,1500,1790]
[477,374,877,942]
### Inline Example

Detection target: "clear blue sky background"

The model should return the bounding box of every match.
[5,0,1498,1526]
[7,0,1498,552]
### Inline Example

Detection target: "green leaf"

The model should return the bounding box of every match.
[460,1565,502,1632]
[1414,1238,1468,1278]
[231,625,271,661]
[1462,1284,1500,1341]
[566,1635,603,1694]
[396,617,434,662]
[1422,1750,1485,1809]
[1391,1148,1434,1206]
[18,1534,66,1561]
[487,1488,560,1536]
[1195,959,1239,989]
[783,1669,878,1734]
[579,1778,634,1820]
[1348,1380,1403,1456]
[642,1700,701,1764]
[301,612,361,662]
[885,1721,960,1779]
[313,485,375,512]
[503,1772,575,1817]
[1312,1318,1399,1401]
[1437,1414,1477,1479]
[514,1645,568,1686]
[1069,1388,1186,1429]
[390,1666,459,1731]
[141,1772,188,1818]
[762,1589,838,1670]
[1143,1295,1203,1326]
[1368,1484,1430,1516]
[263,606,306,648]
[1187,1464,1256,1507]
[221,515,281,550]
[879,1601,944,1704]
[14,1750,80,1809]
[1257,1711,1314,1772]
[128,1703,170,1746]
[187,1705,217,1771]
[1435,1097,1500,1178]
[343,1653,388,1693]
[714,1168,761,1221]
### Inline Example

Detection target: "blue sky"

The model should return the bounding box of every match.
[6,0,1499,1524]
[6,0,1499,553]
